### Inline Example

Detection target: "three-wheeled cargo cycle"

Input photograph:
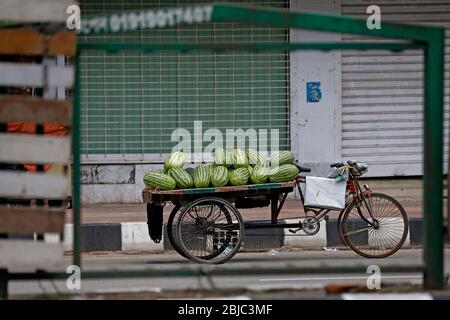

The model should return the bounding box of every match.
[143,160,409,264]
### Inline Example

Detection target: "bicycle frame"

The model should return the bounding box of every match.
[295,168,376,227]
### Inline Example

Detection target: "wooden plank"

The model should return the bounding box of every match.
[0,28,44,55]
[0,62,74,87]
[47,31,76,56]
[0,96,71,125]
[0,0,75,23]
[0,206,65,234]
[0,171,67,199]
[0,133,70,164]
[0,62,42,87]
[0,240,63,270]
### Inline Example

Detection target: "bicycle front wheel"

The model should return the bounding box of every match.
[340,193,408,258]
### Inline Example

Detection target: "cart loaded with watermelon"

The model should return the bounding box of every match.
[143,149,409,264]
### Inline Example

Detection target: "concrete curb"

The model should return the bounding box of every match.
[62,218,423,252]
[268,293,450,300]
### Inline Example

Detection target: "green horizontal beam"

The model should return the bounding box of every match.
[213,3,436,42]
[77,2,439,42]
[7,265,424,281]
[77,42,424,53]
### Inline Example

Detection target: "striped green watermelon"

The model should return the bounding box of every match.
[225,150,234,168]
[193,165,210,188]
[232,148,248,169]
[206,163,216,177]
[211,166,229,187]
[269,164,299,183]
[270,151,295,167]
[168,167,193,189]
[250,165,270,184]
[164,151,185,172]
[246,149,266,167]
[143,172,176,190]
[228,167,250,186]
[214,148,226,166]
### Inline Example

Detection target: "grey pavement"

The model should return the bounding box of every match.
[7,248,450,298]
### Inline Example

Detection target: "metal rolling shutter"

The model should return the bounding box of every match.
[341,0,450,176]
[78,0,289,163]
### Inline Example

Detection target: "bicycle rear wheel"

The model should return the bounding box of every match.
[340,193,408,258]
[176,197,244,264]
[167,204,188,259]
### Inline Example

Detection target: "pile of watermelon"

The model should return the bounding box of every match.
[143,149,299,191]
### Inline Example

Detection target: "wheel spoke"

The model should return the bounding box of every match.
[177,198,244,264]
[341,193,408,258]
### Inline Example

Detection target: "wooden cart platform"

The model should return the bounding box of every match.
[142,181,295,204]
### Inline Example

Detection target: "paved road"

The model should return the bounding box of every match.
[8,248,450,297]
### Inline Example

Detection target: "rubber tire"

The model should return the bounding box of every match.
[167,204,188,259]
[176,197,245,264]
[340,192,409,258]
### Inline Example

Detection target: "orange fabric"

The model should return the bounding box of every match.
[43,124,69,137]
[6,122,68,172]
[23,163,50,172]
[7,122,36,134]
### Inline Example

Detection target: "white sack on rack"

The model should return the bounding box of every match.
[304,176,346,210]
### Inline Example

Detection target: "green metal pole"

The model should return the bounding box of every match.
[423,28,445,289]
[77,42,424,52]
[72,50,82,269]
[7,264,424,280]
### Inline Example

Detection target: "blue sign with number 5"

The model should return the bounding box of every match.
[306,82,322,103]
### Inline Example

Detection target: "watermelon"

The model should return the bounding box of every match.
[228,167,250,186]
[232,148,248,169]
[168,167,193,189]
[206,163,216,177]
[269,164,299,183]
[225,150,234,167]
[143,172,176,190]
[215,148,234,168]
[214,148,226,166]
[193,165,210,188]
[250,165,270,184]
[246,149,266,167]
[164,151,185,172]
[270,151,295,167]
[210,166,229,187]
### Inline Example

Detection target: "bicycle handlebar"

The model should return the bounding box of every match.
[330,160,355,168]
[330,162,345,168]
[294,164,311,172]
